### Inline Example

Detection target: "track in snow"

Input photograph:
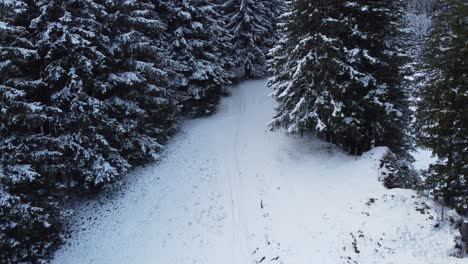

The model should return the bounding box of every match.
[52,80,463,264]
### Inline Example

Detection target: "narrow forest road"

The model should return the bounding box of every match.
[52,80,463,264]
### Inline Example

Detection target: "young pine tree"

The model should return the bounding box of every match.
[416,0,468,213]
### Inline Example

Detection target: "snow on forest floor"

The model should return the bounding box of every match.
[52,80,465,264]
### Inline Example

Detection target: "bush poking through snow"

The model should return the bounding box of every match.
[379,150,419,189]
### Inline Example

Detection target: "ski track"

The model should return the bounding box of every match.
[52,80,465,264]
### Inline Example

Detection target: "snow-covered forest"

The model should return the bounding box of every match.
[0,0,466,263]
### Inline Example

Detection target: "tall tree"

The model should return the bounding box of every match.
[166,0,231,115]
[29,0,131,186]
[222,0,275,79]
[416,0,467,213]
[0,1,62,262]
[340,0,412,156]
[269,0,350,137]
[105,0,180,164]
[269,0,411,157]
[263,0,287,46]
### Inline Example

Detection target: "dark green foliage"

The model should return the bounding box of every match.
[222,0,279,79]
[0,2,62,262]
[416,0,468,214]
[268,0,351,136]
[341,0,412,157]
[379,150,418,189]
[30,0,130,186]
[165,0,231,116]
[0,165,62,264]
[269,0,412,157]
[0,0,257,261]
[105,0,180,164]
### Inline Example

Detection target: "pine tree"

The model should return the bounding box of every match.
[165,0,231,116]
[269,0,350,137]
[29,0,132,186]
[339,0,412,156]
[105,0,180,164]
[0,161,61,263]
[269,0,411,157]
[0,1,62,262]
[222,0,275,79]
[416,0,467,213]
[401,0,433,101]
[264,0,287,43]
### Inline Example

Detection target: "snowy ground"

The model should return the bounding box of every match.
[52,80,465,264]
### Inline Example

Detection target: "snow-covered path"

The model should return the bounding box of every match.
[52,80,463,264]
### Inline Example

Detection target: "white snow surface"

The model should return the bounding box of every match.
[52,80,465,264]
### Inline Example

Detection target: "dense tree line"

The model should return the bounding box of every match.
[0,0,283,262]
[1,0,466,262]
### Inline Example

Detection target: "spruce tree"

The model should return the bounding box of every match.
[339,0,412,156]
[269,0,411,157]
[165,0,231,116]
[222,0,275,79]
[263,0,287,47]
[105,0,180,164]
[416,0,467,213]
[269,0,350,138]
[30,0,132,186]
[0,1,61,262]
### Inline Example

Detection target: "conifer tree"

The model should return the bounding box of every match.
[339,0,412,156]
[29,0,132,186]
[222,0,275,79]
[105,0,180,164]
[416,0,467,213]
[269,0,350,138]
[264,0,288,43]
[0,1,61,262]
[269,0,411,157]
[165,0,231,115]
